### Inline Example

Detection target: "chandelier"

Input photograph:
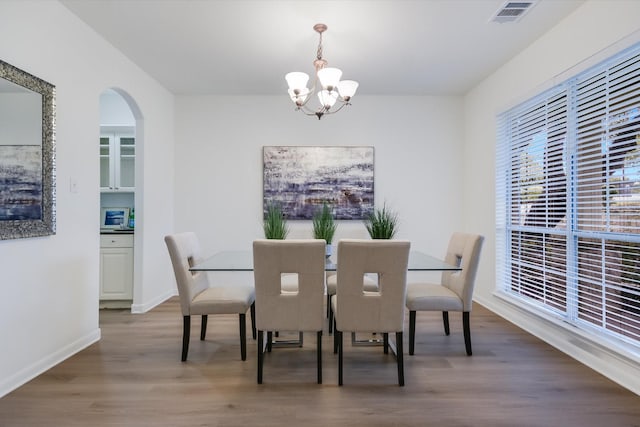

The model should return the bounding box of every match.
[285,24,359,120]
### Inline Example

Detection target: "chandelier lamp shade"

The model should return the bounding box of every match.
[285,23,359,120]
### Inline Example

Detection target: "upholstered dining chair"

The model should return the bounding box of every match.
[253,239,326,384]
[325,229,378,333]
[164,232,256,362]
[326,272,378,334]
[332,239,411,386]
[405,232,484,356]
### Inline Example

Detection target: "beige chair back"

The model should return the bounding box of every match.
[441,232,484,311]
[336,239,410,333]
[164,232,209,316]
[253,239,326,332]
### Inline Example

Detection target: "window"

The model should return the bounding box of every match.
[497,43,640,350]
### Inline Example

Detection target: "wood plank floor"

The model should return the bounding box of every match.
[1,297,639,426]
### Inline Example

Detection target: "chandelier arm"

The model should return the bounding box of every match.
[296,106,323,117]
[322,101,348,116]
[296,102,325,116]
[296,98,348,117]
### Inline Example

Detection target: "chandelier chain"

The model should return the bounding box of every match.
[316,32,323,62]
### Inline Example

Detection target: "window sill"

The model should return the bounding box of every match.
[492,290,640,366]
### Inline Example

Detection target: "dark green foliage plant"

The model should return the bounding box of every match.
[263,202,289,239]
[312,203,337,244]
[364,203,399,239]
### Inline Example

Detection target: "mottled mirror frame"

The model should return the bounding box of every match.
[0,60,56,240]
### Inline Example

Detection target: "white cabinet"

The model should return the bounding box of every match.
[100,234,134,300]
[100,128,135,192]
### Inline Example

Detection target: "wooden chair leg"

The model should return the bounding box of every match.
[181,315,190,362]
[200,315,207,340]
[239,313,247,361]
[409,310,416,355]
[326,295,330,318]
[333,319,338,354]
[442,311,450,335]
[463,311,472,356]
[317,331,322,384]
[250,302,256,340]
[267,331,273,352]
[337,330,343,386]
[383,333,389,354]
[257,330,264,384]
[396,331,404,386]
[328,302,334,335]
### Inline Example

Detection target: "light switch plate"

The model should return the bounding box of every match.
[70,177,78,193]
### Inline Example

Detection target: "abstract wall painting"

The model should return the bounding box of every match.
[263,146,374,220]
[0,145,42,220]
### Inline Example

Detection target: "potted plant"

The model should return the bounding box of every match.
[312,203,337,257]
[364,203,399,239]
[263,202,289,239]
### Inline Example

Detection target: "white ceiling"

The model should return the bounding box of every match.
[60,0,585,96]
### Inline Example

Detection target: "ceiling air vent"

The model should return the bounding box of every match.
[490,1,537,23]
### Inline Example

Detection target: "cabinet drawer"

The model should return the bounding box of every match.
[100,234,133,248]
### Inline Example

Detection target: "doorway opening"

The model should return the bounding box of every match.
[98,88,142,312]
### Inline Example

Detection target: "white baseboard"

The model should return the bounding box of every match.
[475,293,640,396]
[130,288,176,313]
[0,328,100,398]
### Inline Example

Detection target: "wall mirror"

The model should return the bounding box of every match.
[0,60,56,240]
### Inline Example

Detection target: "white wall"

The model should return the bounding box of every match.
[0,1,176,396]
[463,0,640,394]
[174,94,464,286]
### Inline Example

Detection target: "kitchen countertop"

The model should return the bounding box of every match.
[100,229,134,234]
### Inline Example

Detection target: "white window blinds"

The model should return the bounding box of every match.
[497,43,640,349]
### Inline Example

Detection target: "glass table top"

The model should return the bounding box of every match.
[189,250,460,272]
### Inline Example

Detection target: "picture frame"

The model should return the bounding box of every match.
[101,207,130,230]
[0,60,56,240]
[263,146,374,220]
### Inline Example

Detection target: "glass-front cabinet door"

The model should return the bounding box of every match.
[117,136,135,189]
[100,135,113,189]
[100,127,135,192]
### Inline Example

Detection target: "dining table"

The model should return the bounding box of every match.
[189,249,461,273]
[190,248,461,349]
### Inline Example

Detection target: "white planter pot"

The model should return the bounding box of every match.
[326,243,333,259]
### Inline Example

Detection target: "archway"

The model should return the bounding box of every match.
[98,88,143,312]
